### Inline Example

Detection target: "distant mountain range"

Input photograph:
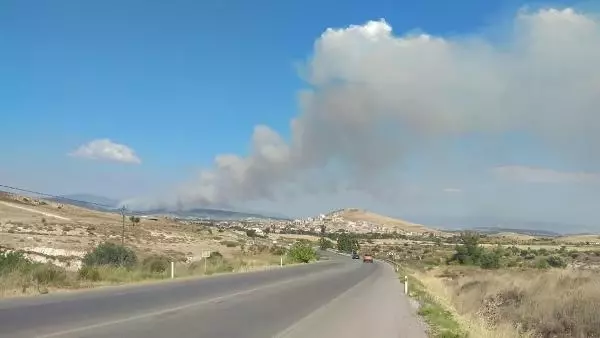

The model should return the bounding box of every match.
[49,194,289,220]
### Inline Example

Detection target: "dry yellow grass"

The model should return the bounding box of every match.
[0,252,292,298]
[480,243,594,252]
[414,266,600,338]
[489,232,538,241]
[555,234,600,243]
[272,234,321,242]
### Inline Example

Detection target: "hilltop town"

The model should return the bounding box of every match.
[180,207,438,237]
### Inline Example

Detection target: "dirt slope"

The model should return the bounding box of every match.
[329,208,441,234]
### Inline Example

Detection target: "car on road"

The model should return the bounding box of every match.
[363,254,374,263]
[351,251,360,259]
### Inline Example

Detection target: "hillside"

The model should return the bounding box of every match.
[326,208,441,234]
[0,192,265,272]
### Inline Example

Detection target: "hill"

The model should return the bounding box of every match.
[0,192,268,272]
[325,208,441,234]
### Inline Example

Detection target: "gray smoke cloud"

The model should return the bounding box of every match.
[125,7,600,211]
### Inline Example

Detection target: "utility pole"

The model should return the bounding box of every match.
[120,205,127,246]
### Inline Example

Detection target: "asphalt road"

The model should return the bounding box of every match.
[0,252,427,338]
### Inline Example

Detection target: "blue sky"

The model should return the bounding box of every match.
[2,0,600,231]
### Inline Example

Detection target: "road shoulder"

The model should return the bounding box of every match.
[276,262,428,338]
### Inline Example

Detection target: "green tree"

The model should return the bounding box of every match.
[337,233,360,253]
[319,237,333,250]
[479,251,501,269]
[448,231,484,265]
[129,215,141,227]
[287,241,317,263]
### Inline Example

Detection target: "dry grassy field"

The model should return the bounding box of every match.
[415,267,600,338]
[376,233,600,338]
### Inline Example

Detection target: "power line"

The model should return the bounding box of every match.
[0,183,142,215]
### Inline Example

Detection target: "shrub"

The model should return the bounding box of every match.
[142,255,170,273]
[479,251,501,269]
[535,257,550,269]
[287,242,317,263]
[82,242,138,268]
[319,237,334,250]
[547,255,567,268]
[220,240,238,248]
[248,244,269,255]
[78,265,101,281]
[270,246,287,256]
[33,263,67,285]
[0,250,31,274]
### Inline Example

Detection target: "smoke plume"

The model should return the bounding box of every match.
[126,7,600,211]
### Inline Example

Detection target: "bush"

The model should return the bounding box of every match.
[479,251,501,269]
[535,257,550,269]
[547,255,567,268]
[78,265,101,281]
[0,250,31,274]
[220,240,238,248]
[33,263,67,285]
[270,246,286,256]
[287,242,317,263]
[142,255,170,273]
[82,242,138,268]
[319,237,334,250]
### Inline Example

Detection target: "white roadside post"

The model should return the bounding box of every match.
[171,261,174,279]
[201,250,211,274]
[404,275,408,294]
[280,256,283,267]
